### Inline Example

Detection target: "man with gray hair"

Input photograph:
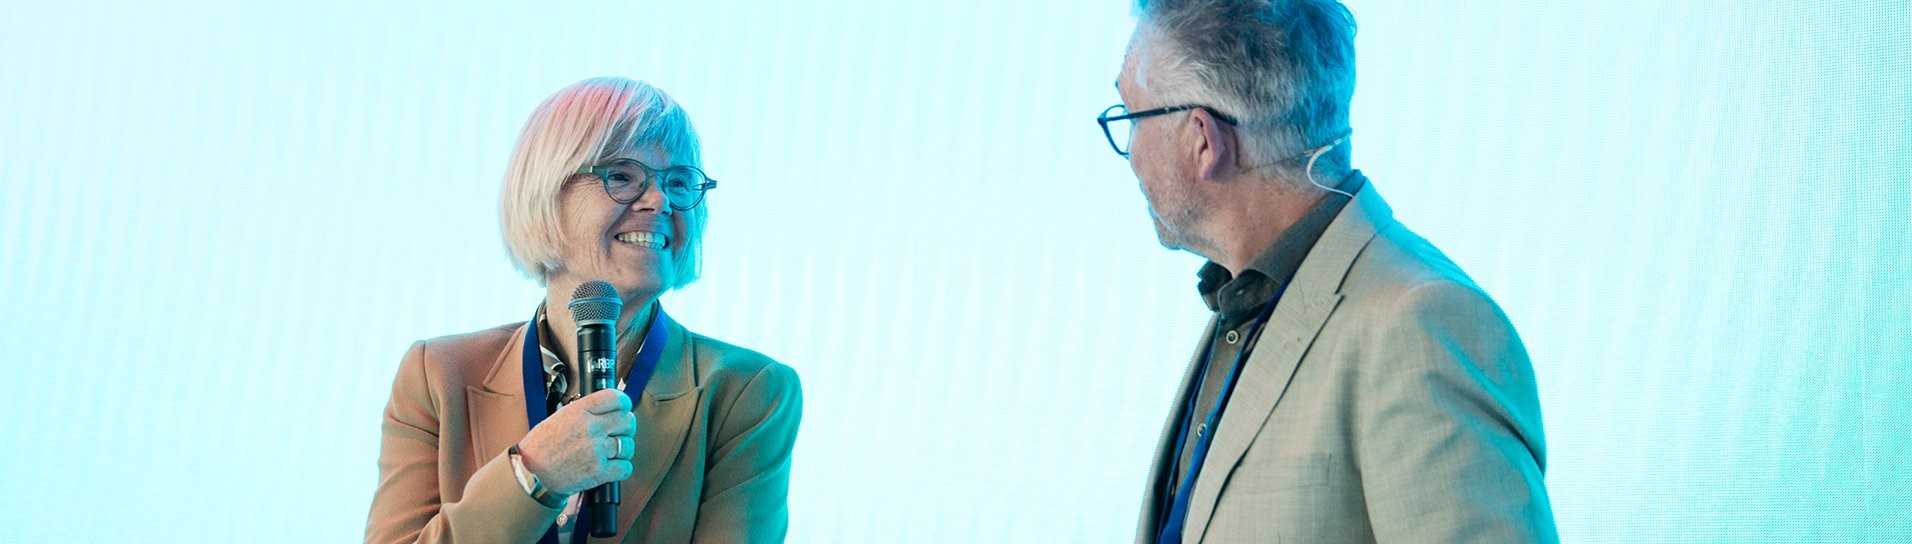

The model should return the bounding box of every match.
[1098,1,1557,542]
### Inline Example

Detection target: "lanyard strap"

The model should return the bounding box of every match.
[1158,283,1287,544]
[520,303,671,544]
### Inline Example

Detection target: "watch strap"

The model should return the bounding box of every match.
[508,444,568,509]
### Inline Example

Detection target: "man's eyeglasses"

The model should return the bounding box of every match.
[575,158,718,211]
[1095,104,1240,158]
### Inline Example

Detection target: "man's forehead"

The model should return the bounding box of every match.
[1116,51,1140,98]
[1119,34,1149,78]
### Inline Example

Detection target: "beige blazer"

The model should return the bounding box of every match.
[1136,183,1557,543]
[365,316,802,544]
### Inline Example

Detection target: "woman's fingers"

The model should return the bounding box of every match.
[596,435,636,461]
[605,459,633,482]
[614,436,635,460]
[604,411,636,437]
[581,389,633,414]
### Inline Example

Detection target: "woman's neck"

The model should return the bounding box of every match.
[541,287,657,365]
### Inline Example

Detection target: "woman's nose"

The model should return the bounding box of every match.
[629,181,670,214]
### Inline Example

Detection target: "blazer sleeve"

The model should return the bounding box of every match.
[693,362,804,543]
[364,340,562,544]
[1352,280,1559,543]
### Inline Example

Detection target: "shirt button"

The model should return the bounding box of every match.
[1224,330,1240,344]
[556,513,569,526]
[1196,423,1207,438]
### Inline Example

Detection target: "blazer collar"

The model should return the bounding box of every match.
[469,308,702,536]
[479,305,698,400]
[1179,180,1394,544]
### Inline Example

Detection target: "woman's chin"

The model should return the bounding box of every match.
[610,275,670,300]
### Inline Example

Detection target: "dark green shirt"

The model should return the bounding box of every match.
[1171,172,1366,492]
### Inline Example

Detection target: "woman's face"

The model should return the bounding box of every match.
[551,146,684,301]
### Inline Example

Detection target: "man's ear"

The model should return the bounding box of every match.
[1188,109,1237,181]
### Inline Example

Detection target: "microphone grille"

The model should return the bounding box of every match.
[568,280,622,324]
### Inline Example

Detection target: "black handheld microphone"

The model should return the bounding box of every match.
[568,280,622,538]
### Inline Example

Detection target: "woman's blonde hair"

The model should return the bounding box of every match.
[499,77,706,288]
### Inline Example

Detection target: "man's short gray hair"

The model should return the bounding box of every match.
[1133,0,1357,175]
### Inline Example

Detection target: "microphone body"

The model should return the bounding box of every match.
[569,281,622,538]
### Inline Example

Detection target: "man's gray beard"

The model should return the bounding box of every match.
[1150,206,1202,253]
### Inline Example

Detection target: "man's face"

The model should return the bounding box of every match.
[1120,27,1205,252]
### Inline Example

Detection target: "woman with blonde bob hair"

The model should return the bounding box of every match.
[367,77,802,544]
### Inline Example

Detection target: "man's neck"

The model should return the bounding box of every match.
[1203,178,1328,276]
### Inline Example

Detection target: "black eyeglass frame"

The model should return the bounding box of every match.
[574,158,719,211]
[1095,104,1241,157]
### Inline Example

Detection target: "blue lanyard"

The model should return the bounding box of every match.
[520,303,671,544]
[1158,284,1286,544]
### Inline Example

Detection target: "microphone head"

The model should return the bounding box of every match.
[568,280,622,327]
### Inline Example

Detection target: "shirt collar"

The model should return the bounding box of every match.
[532,301,655,386]
[533,305,566,374]
[1197,171,1367,319]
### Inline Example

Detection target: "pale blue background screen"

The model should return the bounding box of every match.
[2,1,1907,542]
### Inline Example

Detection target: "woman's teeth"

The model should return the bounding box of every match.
[615,232,669,249]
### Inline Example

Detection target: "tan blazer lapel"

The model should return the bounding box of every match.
[469,322,535,470]
[1136,316,1222,543]
[466,317,701,539]
[1183,184,1395,544]
[614,317,699,536]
